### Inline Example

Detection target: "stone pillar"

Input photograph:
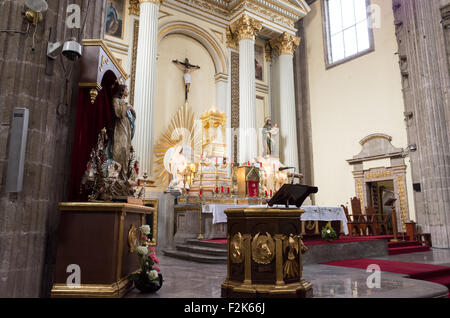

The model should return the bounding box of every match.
[294,19,315,189]
[270,32,301,170]
[0,0,107,297]
[230,15,262,164]
[393,0,450,248]
[133,0,160,178]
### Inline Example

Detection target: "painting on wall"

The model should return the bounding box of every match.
[105,0,125,38]
[255,45,264,81]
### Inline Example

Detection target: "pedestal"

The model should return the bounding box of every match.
[221,208,313,298]
[51,202,154,298]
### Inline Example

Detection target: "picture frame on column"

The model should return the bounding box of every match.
[255,44,264,81]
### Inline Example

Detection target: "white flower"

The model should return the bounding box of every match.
[140,225,151,235]
[136,246,148,256]
[327,229,331,234]
[147,270,158,281]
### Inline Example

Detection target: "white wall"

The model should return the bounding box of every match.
[304,0,416,219]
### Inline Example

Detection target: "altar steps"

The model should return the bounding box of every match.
[388,241,430,255]
[163,239,227,264]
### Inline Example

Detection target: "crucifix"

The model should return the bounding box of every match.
[172,58,201,101]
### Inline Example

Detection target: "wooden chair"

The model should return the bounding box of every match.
[366,206,390,235]
[350,197,367,236]
[341,205,360,237]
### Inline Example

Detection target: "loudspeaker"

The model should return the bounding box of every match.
[413,183,421,192]
[5,108,30,193]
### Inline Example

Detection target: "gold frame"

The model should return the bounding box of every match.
[51,276,132,298]
[105,0,126,40]
[255,43,265,82]
[142,198,159,246]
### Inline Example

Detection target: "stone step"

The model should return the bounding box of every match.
[162,249,227,264]
[388,241,422,248]
[388,245,430,255]
[176,244,228,256]
[185,239,228,250]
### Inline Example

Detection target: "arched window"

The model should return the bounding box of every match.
[322,0,374,68]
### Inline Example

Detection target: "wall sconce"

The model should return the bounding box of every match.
[403,111,413,121]
[408,144,417,152]
[24,0,48,25]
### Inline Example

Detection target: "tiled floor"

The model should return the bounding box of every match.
[125,248,450,298]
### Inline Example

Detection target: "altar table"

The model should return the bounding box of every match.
[202,204,349,235]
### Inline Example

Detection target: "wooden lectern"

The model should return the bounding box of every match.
[221,207,313,298]
[385,198,398,242]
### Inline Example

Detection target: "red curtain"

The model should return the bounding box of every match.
[68,87,114,201]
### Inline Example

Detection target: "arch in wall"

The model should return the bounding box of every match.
[158,21,228,76]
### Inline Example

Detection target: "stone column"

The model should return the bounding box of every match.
[270,33,301,170]
[392,0,450,248]
[133,0,160,178]
[230,15,262,164]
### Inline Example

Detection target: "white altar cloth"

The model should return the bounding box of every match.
[202,204,348,235]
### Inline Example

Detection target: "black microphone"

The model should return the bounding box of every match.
[279,167,294,171]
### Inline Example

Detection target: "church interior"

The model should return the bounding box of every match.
[0,0,450,299]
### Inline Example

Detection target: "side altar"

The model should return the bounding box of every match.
[51,202,154,298]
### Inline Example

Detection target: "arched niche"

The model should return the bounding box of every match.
[158,21,228,76]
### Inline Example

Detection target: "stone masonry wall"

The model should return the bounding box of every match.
[0,0,106,297]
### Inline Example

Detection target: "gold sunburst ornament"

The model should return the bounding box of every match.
[153,103,202,186]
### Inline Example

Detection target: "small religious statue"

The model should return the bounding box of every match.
[263,117,279,156]
[172,58,200,101]
[168,145,188,190]
[112,84,137,181]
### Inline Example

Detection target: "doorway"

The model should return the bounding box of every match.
[366,180,395,215]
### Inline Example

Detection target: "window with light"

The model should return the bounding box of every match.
[323,0,374,67]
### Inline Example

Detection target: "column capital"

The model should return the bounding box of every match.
[230,14,262,42]
[270,32,301,56]
[129,0,161,15]
[139,0,162,7]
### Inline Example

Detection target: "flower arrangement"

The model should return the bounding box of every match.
[130,225,162,293]
[321,223,337,242]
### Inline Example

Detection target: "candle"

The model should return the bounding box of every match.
[270,189,273,197]
[227,187,230,195]
[248,161,250,166]
[265,190,268,197]
[221,186,224,193]
[215,187,219,194]
[216,157,218,164]
[199,189,203,197]
[260,162,263,168]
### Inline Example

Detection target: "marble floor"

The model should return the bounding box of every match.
[125,248,450,298]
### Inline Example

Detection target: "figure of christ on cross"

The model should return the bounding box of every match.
[172,58,201,101]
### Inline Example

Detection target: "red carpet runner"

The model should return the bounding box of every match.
[323,258,450,297]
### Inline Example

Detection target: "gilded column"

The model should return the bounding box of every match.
[230,15,262,164]
[133,0,160,178]
[270,33,300,170]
